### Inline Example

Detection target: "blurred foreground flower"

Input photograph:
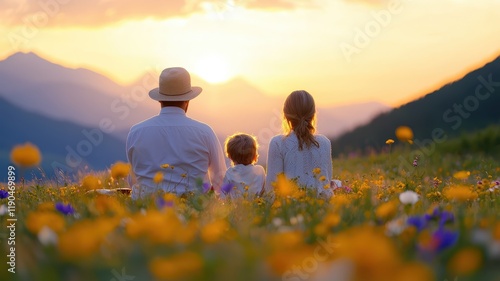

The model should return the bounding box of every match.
[376,201,398,220]
[274,174,301,198]
[38,226,58,246]
[407,216,427,232]
[419,228,459,253]
[453,170,471,180]
[26,212,65,234]
[0,189,8,199]
[153,171,163,184]
[0,205,7,216]
[221,182,233,195]
[110,161,131,179]
[150,252,203,280]
[55,202,75,216]
[58,218,119,260]
[81,175,101,190]
[447,247,483,276]
[10,142,42,168]
[386,139,395,145]
[399,190,420,205]
[444,186,478,202]
[425,208,454,226]
[201,219,230,244]
[395,126,414,143]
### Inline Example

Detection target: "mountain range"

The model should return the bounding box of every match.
[332,55,500,156]
[0,52,390,179]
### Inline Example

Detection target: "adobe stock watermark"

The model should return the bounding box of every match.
[8,0,72,52]
[340,0,413,62]
[208,0,245,20]
[110,267,135,281]
[50,66,162,177]
[282,234,340,281]
[397,73,500,170]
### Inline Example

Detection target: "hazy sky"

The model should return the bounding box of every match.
[1,0,500,106]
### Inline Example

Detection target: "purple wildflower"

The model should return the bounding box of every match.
[221,182,234,195]
[432,228,459,251]
[425,208,454,226]
[55,202,75,215]
[156,196,174,209]
[202,183,212,193]
[407,216,427,232]
[0,189,8,199]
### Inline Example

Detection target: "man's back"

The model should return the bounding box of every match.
[127,107,226,198]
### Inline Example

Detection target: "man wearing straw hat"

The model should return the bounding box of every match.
[126,67,226,199]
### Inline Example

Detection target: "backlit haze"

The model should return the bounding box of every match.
[1,0,499,107]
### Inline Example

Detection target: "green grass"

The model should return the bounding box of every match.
[1,149,499,281]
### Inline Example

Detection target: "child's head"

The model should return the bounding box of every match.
[225,133,258,165]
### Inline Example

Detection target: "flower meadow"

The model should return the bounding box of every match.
[1,141,500,281]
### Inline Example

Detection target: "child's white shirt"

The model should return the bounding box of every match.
[222,164,266,199]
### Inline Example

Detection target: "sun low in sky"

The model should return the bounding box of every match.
[193,54,235,84]
[0,0,500,106]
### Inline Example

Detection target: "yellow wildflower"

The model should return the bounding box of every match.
[90,195,127,217]
[385,139,395,145]
[160,163,170,169]
[274,174,300,198]
[200,220,229,244]
[493,223,500,241]
[153,171,163,184]
[330,194,350,207]
[37,202,55,212]
[313,167,322,175]
[393,262,435,281]
[447,247,483,276]
[110,161,130,179]
[334,226,401,281]
[150,252,203,280]
[10,142,42,168]
[81,175,100,190]
[375,201,398,220]
[323,213,341,227]
[395,126,414,142]
[444,185,478,202]
[58,218,118,260]
[453,170,471,180]
[319,175,327,182]
[26,212,65,234]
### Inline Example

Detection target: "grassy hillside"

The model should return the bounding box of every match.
[0,96,127,181]
[332,55,500,156]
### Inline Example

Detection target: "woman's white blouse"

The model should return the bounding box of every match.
[265,132,332,196]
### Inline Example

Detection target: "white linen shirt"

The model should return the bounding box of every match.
[265,133,333,196]
[126,107,226,198]
[222,164,266,199]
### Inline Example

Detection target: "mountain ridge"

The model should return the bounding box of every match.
[332,55,500,156]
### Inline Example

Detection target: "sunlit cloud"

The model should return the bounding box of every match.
[0,0,306,27]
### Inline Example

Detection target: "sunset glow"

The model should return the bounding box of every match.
[0,0,499,106]
[193,55,234,84]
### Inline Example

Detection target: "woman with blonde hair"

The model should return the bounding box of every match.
[265,90,333,197]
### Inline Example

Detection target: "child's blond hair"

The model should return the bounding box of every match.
[225,133,258,165]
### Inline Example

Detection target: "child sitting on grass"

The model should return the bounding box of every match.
[222,133,265,199]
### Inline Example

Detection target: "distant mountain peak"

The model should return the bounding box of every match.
[2,51,53,65]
